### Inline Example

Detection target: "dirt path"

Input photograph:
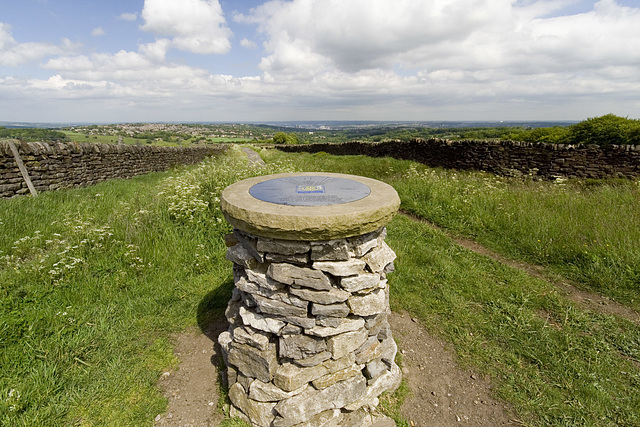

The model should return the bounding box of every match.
[154,310,518,427]
[400,210,640,326]
[153,151,635,425]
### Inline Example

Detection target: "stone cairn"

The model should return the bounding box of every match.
[218,226,401,426]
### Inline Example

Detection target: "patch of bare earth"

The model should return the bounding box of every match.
[154,319,227,427]
[390,312,518,426]
[154,201,638,426]
[154,311,518,426]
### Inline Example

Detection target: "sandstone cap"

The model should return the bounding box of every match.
[220,172,400,240]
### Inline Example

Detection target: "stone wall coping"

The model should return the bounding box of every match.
[221,172,400,240]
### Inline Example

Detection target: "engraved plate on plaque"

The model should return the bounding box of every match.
[249,176,371,206]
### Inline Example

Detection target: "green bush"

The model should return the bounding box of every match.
[567,114,640,146]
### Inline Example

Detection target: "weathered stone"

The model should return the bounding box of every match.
[340,273,381,293]
[227,341,278,383]
[239,306,286,334]
[355,336,382,365]
[377,323,391,340]
[246,267,287,292]
[232,325,271,351]
[290,287,350,305]
[236,276,282,300]
[233,229,263,263]
[257,237,311,255]
[327,328,369,360]
[273,374,368,426]
[225,294,242,326]
[306,317,365,337]
[253,294,308,318]
[276,314,316,330]
[348,228,384,257]
[279,333,327,359]
[282,409,340,427]
[249,379,310,402]
[226,243,263,270]
[316,316,345,328]
[312,364,364,389]
[310,239,350,261]
[362,242,396,272]
[292,351,332,368]
[323,352,356,375]
[281,324,303,334]
[348,288,387,316]
[343,364,401,412]
[364,359,388,381]
[266,252,309,265]
[379,337,398,366]
[312,259,366,277]
[364,313,388,331]
[268,263,332,290]
[273,362,328,392]
[217,330,232,365]
[311,302,350,317]
[229,382,277,426]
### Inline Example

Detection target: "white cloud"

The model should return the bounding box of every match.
[240,38,257,49]
[140,0,232,54]
[91,27,106,37]
[244,0,640,80]
[2,0,640,122]
[119,12,138,21]
[0,22,72,66]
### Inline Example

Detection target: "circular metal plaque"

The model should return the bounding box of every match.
[249,175,371,206]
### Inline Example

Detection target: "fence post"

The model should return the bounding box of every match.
[8,140,38,196]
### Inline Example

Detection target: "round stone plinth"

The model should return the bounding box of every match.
[221,172,400,241]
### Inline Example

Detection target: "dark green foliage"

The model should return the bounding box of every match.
[566,114,640,146]
[503,114,640,146]
[0,127,68,142]
[503,126,570,144]
[272,132,299,144]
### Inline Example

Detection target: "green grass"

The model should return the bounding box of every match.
[262,149,640,309]
[61,131,250,146]
[3,146,640,426]
[387,215,640,426]
[0,146,295,425]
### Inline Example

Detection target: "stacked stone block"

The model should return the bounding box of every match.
[0,140,225,197]
[219,227,401,427]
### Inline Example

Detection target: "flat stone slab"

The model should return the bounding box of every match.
[221,172,400,240]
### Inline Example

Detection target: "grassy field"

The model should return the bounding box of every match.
[2,146,639,426]
[61,131,250,146]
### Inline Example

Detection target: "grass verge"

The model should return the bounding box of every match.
[3,146,639,426]
[0,146,294,425]
[263,149,640,309]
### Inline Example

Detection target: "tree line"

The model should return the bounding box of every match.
[503,114,640,146]
[0,127,68,142]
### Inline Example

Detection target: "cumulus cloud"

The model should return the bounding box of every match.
[140,0,232,54]
[3,0,640,121]
[240,38,257,49]
[119,12,138,21]
[91,27,106,37]
[243,0,640,84]
[0,22,75,66]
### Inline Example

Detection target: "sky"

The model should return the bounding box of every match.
[0,0,639,123]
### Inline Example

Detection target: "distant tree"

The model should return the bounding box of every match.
[504,127,570,144]
[272,132,299,144]
[567,114,640,146]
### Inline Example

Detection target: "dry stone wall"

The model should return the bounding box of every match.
[276,139,640,180]
[219,227,401,426]
[0,140,226,197]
